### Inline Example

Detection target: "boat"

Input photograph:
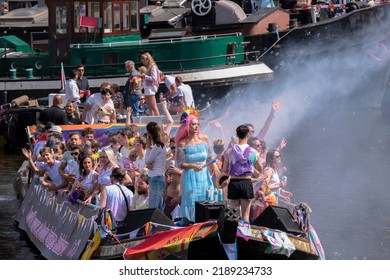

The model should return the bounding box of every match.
[14,165,321,260]
[2,0,389,107]
[0,0,274,104]
[10,121,324,260]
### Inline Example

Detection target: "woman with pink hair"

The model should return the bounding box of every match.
[175,112,215,221]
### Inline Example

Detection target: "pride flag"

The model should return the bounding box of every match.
[123,222,217,260]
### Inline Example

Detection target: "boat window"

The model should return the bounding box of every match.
[123,3,129,30]
[114,3,120,31]
[87,1,100,33]
[131,1,139,31]
[103,1,112,33]
[74,2,86,33]
[55,6,67,34]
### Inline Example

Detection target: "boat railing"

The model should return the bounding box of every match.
[69,32,243,49]
[40,50,260,78]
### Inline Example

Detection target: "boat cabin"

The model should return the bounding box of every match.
[45,0,143,63]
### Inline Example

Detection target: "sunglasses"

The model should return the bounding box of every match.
[170,146,176,151]
[275,155,281,159]
[71,152,79,156]
[140,98,145,100]
[101,89,112,96]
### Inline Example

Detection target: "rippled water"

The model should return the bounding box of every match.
[0,150,39,260]
[1,106,390,260]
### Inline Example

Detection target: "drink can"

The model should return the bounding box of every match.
[170,160,175,167]
[206,189,211,201]
[218,189,223,201]
[213,188,218,201]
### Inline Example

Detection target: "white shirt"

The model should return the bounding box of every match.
[177,83,194,107]
[164,75,175,94]
[104,183,133,222]
[85,93,115,124]
[145,144,166,177]
[64,79,80,104]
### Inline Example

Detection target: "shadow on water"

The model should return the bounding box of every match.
[0,149,39,260]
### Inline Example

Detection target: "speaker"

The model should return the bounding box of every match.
[218,206,241,244]
[116,208,175,235]
[195,201,225,223]
[253,205,302,235]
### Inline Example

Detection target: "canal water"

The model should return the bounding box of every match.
[0,105,389,260]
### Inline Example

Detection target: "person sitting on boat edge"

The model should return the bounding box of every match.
[38,94,68,125]
[100,167,133,226]
[64,70,81,104]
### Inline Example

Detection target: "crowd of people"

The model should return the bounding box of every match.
[23,52,292,230]
[57,53,194,127]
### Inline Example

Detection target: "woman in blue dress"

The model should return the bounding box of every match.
[175,111,215,221]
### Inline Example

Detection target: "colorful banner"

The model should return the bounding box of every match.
[29,124,179,147]
[16,184,99,260]
[123,222,216,260]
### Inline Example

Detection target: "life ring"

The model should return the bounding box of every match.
[191,0,212,17]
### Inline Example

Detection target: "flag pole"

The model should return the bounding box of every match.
[60,62,65,93]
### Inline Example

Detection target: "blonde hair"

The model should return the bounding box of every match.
[100,148,119,168]
[139,52,156,69]
[139,66,147,74]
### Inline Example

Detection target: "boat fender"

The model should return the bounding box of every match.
[11,95,29,107]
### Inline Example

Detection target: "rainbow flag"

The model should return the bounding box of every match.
[123,222,217,260]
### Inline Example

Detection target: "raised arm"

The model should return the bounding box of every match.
[160,98,174,136]
[256,100,282,140]
[81,102,91,124]
[22,148,40,173]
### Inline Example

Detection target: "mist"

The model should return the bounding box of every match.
[197,8,390,260]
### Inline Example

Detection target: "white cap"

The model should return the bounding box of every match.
[48,125,62,133]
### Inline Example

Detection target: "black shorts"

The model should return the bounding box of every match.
[227,179,254,200]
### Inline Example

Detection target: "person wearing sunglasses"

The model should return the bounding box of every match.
[262,148,291,204]
[76,64,90,103]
